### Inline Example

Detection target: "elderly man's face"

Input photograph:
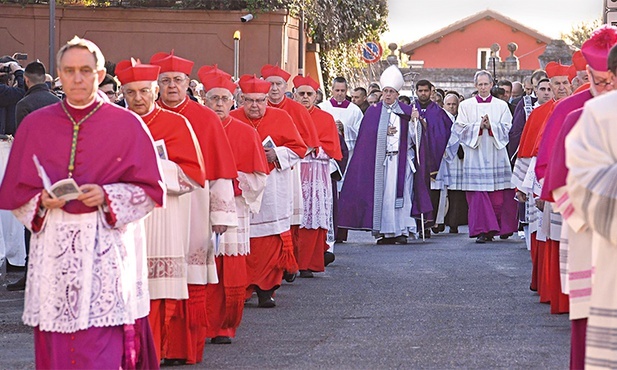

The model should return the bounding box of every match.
[550,76,572,100]
[475,74,493,98]
[122,80,158,116]
[158,71,189,106]
[266,76,287,104]
[243,93,268,119]
[443,94,459,116]
[57,47,106,106]
[205,87,234,120]
[294,85,317,109]
[587,67,613,96]
[382,87,399,105]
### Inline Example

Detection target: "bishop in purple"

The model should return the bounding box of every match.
[0,37,164,369]
[338,65,416,244]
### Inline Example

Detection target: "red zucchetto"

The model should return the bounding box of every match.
[149,50,194,75]
[115,58,161,84]
[201,73,237,94]
[198,64,232,84]
[238,74,270,94]
[545,62,570,78]
[571,50,587,71]
[292,75,320,91]
[260,64,291,81]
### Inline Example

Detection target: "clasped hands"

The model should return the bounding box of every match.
[41,184,106,210]
[480,114,491,130]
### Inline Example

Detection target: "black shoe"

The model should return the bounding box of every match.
[283,271,297,283]
[377,237,397,244]
[394,235,408,244]
[499,233,513,240]
[256,288,276,308]
[421,230,431,239]
[449,226,459,234]
[161,358,187,366]
[324,252,335,267]
[6,275,26,291]
[431,224,445,234]
[211,336,232,344]
[299,270,314,278]
[476,234,489,244]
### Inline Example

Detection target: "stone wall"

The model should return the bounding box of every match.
[0,4,300,79]
[351,62,534,98]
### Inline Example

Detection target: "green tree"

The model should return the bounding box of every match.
[302,0,388,91]
[35,0,388,87]
[561,19,602,49]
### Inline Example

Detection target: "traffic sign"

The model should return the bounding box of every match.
[361,41,383,64]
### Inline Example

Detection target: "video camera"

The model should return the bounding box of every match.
[0,53,27,74]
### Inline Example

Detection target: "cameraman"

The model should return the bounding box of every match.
[0,57,26,135]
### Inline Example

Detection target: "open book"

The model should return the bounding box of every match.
[33,155,82,201]
[262,135,276,149]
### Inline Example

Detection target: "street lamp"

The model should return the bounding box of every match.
[233,31,241,80]
[49,0,56,75]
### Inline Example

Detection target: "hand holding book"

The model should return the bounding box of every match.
[33,155,82,201]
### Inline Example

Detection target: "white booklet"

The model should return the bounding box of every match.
[33,155,82,201]
[154,139,168,160]
[262,135,276,149]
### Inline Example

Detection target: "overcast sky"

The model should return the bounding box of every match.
[383,0,604,45]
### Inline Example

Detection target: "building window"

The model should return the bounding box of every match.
[477,48,500,70]
[477,48,491,69]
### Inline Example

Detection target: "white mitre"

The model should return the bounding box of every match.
[379,65,404,91]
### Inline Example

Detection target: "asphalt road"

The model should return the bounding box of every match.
[0,227,569,369]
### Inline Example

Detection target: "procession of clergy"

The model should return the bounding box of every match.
[2,23,617,369]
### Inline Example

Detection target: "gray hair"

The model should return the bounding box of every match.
[473,70,493,85]
[56,36,105,71]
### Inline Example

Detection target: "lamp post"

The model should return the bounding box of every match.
[298,8,304,76]
[49,0,56,76]
[490,43,500,84]
[233,30,240,80]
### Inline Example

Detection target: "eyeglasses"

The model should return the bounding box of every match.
[589,71,612,88]
[159,76,187,86]
[124,88,153,98]
[244,97,267,105]
[297,91,314,97]
[207,95,232,103]
[102,90,117,97]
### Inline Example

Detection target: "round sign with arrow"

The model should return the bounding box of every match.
[361,41,383,64]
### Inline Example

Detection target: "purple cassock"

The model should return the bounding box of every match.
[338,101,412,232]
[541,108,584,202]
[0,95,164,369]
[0,98,165,211]
[535,88,592,183]
[413,100,452,221]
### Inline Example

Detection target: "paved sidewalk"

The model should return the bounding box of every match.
[0,228,569,369]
